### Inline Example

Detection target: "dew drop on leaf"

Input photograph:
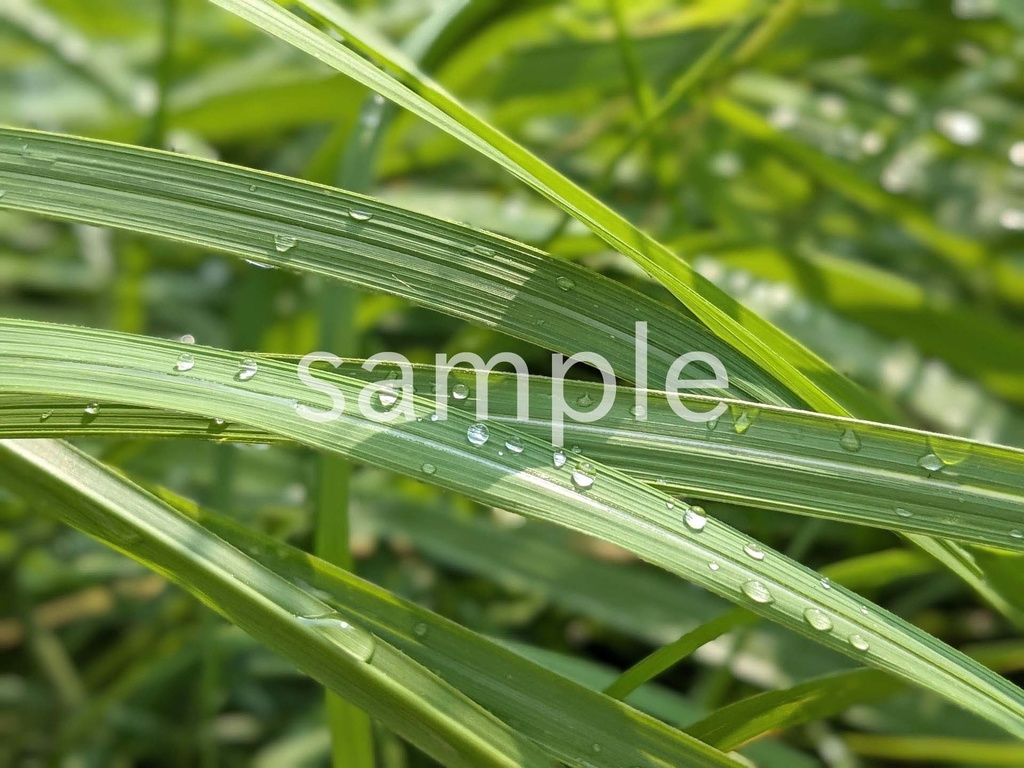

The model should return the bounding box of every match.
[174,352,195,372]
[849,633,870,651]
[237,358,258,381]
[684,506,707,532]
[803,607,833,632]
[840,428,861,452]
[741,579,774,604]
[552,450,567,469]
[451,383,470,401]
[571,465,595,491]
[348,209,373,221]
[556,276,575,292]
[467,423,490,447]
[504,436,524,454]
[743,542,765,561]
[273,234,297,252]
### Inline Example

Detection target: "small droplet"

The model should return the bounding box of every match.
[174,352,195,372]
[820,577,832,590]
[840,428,861,452]
[504,436,525,454]
[571,465,595,491]
[895,507,913,518]
[244,258,277,269]
[237,358,258,382]
[413,622,428,637]
[849,633,870,651]
[376,387,399,409]
[552,450,567,469]
[804,607,833,632]
[429,412,440,422]
[555,276,575,292]
[273,233,297,252]
[684,506,707,532]
[733,410,756,434]
[1011,529,1023,540]
[629,404,646,418]
[84,402,100,416]
[451,383,470,401]
[40,410,53,422]
[467,423,490,447]
[472,244,495,256]
[708,561,720,572]
[576,392,593,408]
[591,743,601,754]
[917,453,944,472]
[348,209,373,221]
[741,579,774,604]
[421,463,436,475]
[666,501,675,510]
[743,542,765,561]
[297,612,376,662]
[179,334,195,344]
[211,417,227,429]
[248,184,257,192]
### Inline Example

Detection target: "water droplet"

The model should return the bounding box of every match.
[708,561,720,572]
[820,577,832,590]
[684,506,707,532]
[555,276,575,292]
[504,436,525,454]
[733,409,756,434]
[895,507,913,518]
[917,453,944,472]
[273,233,297,252]
[211,417,227,429]
[741,580,774,604]
[552,450,567,469]
[451,383,470,401]
[804,607,833,632]
[179,334,195,344]
[297,612,376,662]
[591,743,601,754]
[743,542,765,561]
[40,410,52,422]
[84,402,100,416]
[376,386,399,409]
[576,392,593,408]
[467,423,490,447]
[244,258,277,269]
[348,209,373,221]
[1011,529,1023,540]
[848,633,870,651]
[413,622,428,637]
[840,429,861,452]
[248,184,257,192]
[472,244,495,256]
[571,465,595,491]
[421,463,436,475]
[174,352,195,372]
[629,404,646,418]
[429,412,440,422]
[237,358,258,382]
[666,501,675,510]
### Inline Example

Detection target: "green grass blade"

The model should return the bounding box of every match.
[0,126,794,408]
[206,0,886,421]
[1,321,1022,737]
[4,360,1023,554]
[0,439,557,768]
